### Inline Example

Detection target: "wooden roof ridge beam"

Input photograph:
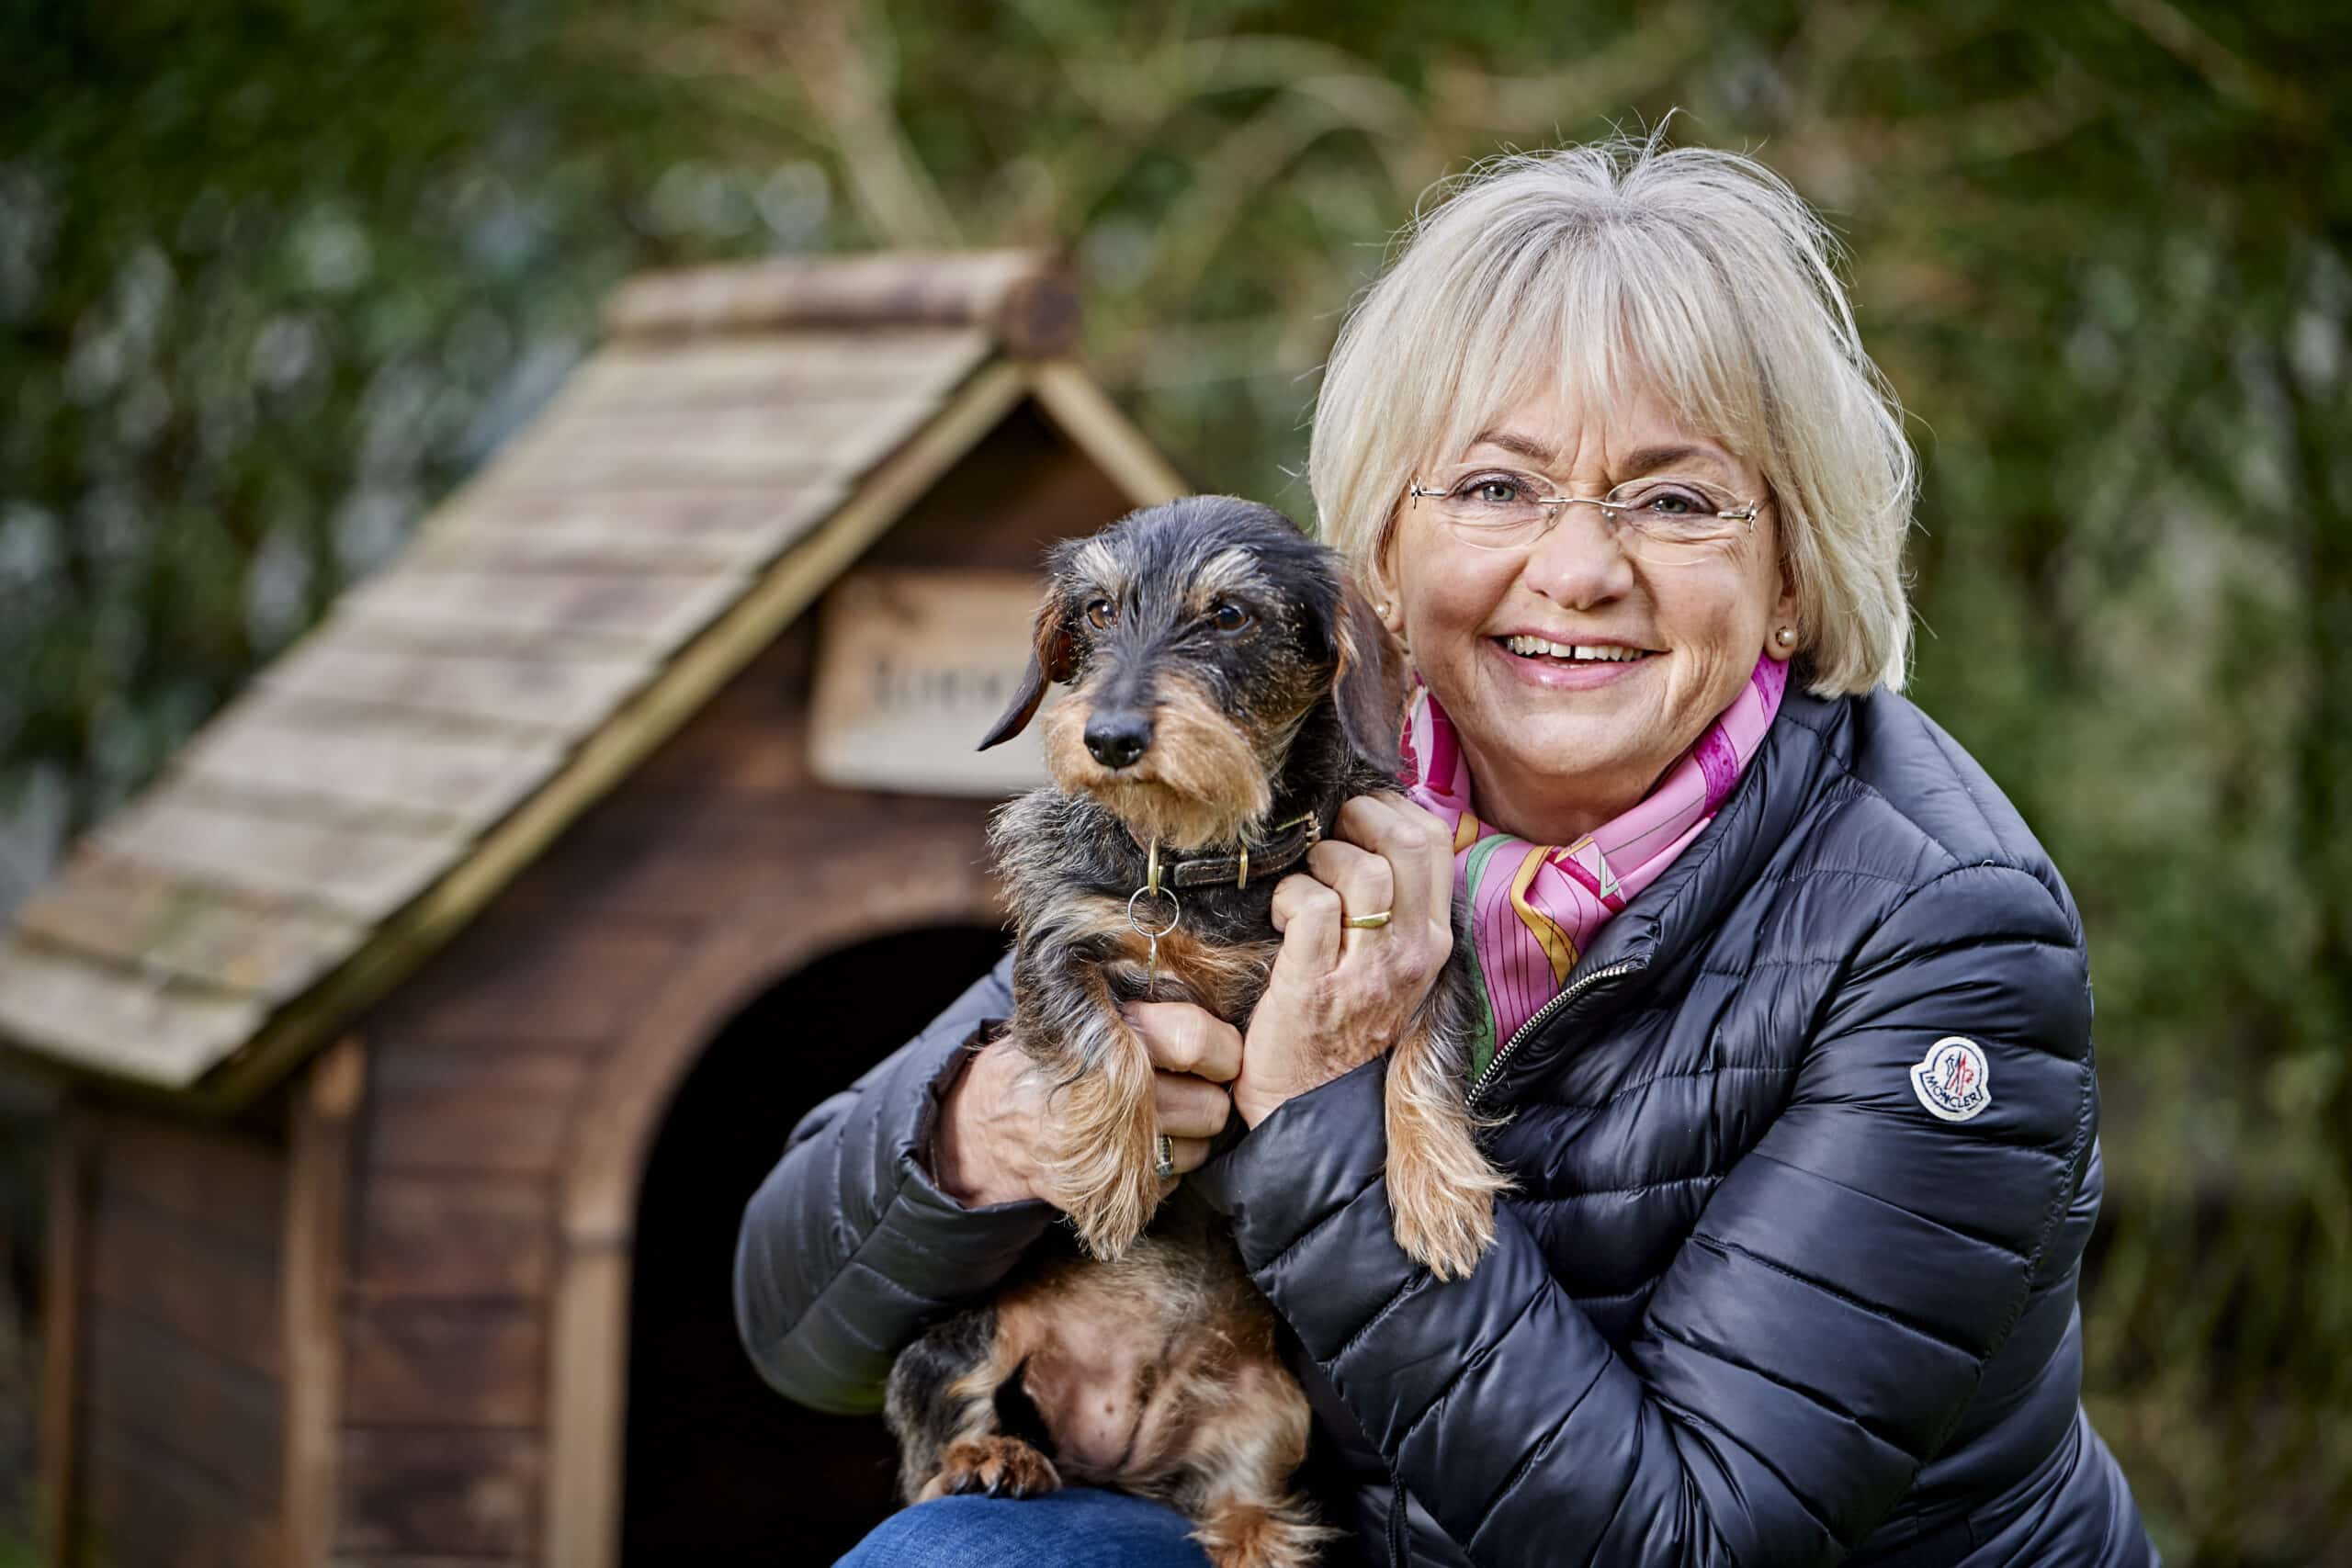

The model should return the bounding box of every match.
[1023,361,1188,511]
[603,249,1079,358]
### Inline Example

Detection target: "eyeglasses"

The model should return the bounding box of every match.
[1406,468,1760,561]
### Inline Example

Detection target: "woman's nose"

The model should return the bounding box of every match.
[1521,502,1636,610]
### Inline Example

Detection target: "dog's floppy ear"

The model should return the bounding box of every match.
[979,593,1079,750]
[1331,573,1408,777]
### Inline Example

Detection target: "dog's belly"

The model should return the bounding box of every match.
[992,1227,1280,1487]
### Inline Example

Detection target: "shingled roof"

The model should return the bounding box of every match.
[0,249,1182,1107]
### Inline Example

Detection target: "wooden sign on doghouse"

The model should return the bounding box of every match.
[809,568,1058,794]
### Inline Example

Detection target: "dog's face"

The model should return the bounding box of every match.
[980,495,1406,851]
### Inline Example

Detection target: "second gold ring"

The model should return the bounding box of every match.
[1342,909,1394,930]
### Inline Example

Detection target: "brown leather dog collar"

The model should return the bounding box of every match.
[1152,808,1329,891]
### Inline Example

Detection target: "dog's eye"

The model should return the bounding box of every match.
[1209,602,1250,632]
[1085,597,1115,630]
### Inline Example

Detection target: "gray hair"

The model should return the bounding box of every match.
[1307,132,1917,694]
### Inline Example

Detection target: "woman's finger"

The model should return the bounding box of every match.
[1305,838,1396,959]
[1345,799,1448,944]
[1333,795,1445,935]
[1151,1069,1231,1141]
[1269,873,1343,972]
[1125,999,1242,1083]
[1404,795,1460,922]
[1157,1134,1214,1183]
[1304,839,1395,910]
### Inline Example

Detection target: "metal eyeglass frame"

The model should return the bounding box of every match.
[1406,477,1760,547]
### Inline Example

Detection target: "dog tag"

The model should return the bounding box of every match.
[1125,886,1181,1000]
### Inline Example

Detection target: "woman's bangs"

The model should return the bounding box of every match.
[1602,233,1771,457]
[1423,238,1768,473]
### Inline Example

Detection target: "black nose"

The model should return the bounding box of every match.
[1083,712,1153,770]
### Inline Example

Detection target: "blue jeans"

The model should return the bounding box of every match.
[835,1486,1211,1567]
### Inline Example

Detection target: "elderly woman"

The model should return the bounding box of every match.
[735,138,2156,1567]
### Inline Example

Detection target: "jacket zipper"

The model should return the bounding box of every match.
[1467,960,1643,1109]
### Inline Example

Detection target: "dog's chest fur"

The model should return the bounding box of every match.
[991,754,1398,1028]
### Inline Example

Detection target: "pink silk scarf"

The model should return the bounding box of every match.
[1400,653,1788,1076]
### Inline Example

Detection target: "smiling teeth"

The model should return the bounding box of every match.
[1502,636,1650,662]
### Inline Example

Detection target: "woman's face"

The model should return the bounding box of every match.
[1375,380,1799,843]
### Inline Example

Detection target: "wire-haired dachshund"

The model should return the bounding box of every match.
[884,495,1508,1568]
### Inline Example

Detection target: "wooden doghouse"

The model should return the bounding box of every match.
[1,251,1185,1568]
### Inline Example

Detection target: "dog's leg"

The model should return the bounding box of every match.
[884,1307,1062,1505]
[1014,938,1163,1261]
[1384,966,1512,1280]
[1179,1360,1338,1568]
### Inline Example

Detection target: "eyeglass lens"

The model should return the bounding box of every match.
[1412,471,1751,556]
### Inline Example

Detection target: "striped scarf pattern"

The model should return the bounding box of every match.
[1400,654,1787,1076]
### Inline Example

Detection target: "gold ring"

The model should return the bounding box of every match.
[1153,1134,1176,1180]
[1342,909,1393,930]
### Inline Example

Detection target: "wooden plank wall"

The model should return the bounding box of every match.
[333,907,671,1566]
[38,1106,87,1566]
[67,1105,289,1568]
[331,406,1136,1565]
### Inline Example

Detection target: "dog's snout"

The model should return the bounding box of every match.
[1083,711,1153,770]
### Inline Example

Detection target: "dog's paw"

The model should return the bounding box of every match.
[1192,1499,1340,1568]
[1389,1179,1497,1281]
[1035,1030,1164,1261]
[1061,1163,1163,1262]
[923,1436,1063,1502]
[1385,1113,1506,1280]
[1385,1122,1503,1280]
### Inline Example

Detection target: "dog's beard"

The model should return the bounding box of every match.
[1041,677,1274,851]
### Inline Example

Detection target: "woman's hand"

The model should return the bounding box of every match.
[1125,999,1242,1180]
[931,1012,1239,1209]
[931,1034,1049,1208]
[934,792,1453,1202]
[1231,795,1457,1128]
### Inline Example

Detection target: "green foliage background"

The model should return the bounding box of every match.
[3,1,2348,1560]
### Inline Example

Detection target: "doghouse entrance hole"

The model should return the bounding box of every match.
[622,923,1010,1566]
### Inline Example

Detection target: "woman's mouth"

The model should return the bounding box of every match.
[1497,635,1655,664]
[1488,634,1658,690]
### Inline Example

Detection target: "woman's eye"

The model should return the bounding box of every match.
[1640,487,1705,516]
[1210,602,1250,632]
[1466,478,1521,505]
[1085,597,1115,629]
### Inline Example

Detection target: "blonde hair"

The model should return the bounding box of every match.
[1308,131,1917,694]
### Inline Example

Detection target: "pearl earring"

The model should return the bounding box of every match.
[1376,601,1392,619]
[1775,626,1796,649]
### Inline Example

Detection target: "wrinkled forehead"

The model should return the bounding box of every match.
[1446,394,1750,491]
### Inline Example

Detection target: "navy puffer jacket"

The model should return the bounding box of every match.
[734,683,2156,1566]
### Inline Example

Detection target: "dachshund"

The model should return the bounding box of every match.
[883,495,1508,1568]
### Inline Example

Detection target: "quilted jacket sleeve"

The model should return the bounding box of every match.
[732,952,1057,1415]
[1193,864,2099,1566]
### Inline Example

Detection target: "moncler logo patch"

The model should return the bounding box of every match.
[1910,1035,1992,1122]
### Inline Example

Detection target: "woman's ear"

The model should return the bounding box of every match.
[979,595,1078,750]
[1766,554,1803,663]
[1372,517,1407,638]
[1332,573,1409,776]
